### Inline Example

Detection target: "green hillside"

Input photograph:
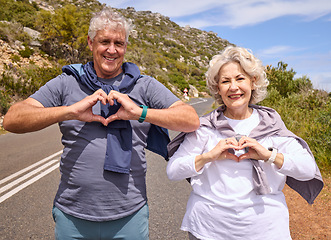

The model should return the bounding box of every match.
[0,0,330,173]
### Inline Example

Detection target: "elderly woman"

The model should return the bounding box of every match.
[167,46,323,240]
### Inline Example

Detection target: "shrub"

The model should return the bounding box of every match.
[0,66,62,99]
[0,90,11,115]
[266,62,298,97]
[19,46,34,58]
[261,89,331,173]
[0,22,31,45]
[169,72,189,91]
[10,55,21,63]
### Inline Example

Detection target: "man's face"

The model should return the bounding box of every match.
[88,28,127,79]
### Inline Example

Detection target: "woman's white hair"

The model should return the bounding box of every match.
[206,46,269,105]
[88,7,133,42]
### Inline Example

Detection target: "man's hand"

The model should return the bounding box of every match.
[3,89,111,133]
[104,90,142,124]
[68,89,110,126]
[104,90,200,133]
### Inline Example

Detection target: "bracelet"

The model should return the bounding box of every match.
[138,105,148,123]
[266,147,278,164]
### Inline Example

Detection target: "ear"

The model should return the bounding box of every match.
[87,36,93,51]
[251,76,256,90]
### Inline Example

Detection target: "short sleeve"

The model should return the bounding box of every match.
[144,77,180,109]
[30,73,69,107]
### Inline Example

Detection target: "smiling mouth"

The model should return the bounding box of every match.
[104,56,116,61]
[228,94,243,99]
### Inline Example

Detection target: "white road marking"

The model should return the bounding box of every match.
[0,160,59,194]
[0,150,62,185]
[0,150,62,204]
[189,98,208,106]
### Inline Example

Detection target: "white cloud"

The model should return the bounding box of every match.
[304,72,331,92]
[255,45,308,65]
[103,0,331,28]
[258,49,331,92]
[103,0,228,17]
[191,0,331,28]
[99,0,331,92]
[258,45,294,56]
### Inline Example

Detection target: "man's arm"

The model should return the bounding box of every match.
[105,91,200,132]
[3,89,109,133]
[144,100,200,132]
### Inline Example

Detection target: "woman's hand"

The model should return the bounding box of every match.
[195,136,284,172]
[195,137,239,171]
[237,136,270,161]
[237,136,284,168]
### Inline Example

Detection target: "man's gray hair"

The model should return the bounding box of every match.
[88,7,133,42]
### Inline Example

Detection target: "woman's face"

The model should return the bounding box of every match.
[217,62,254,119]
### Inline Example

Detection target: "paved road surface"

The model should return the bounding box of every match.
[0,97,214,240]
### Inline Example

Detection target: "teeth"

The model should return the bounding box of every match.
[229,95,241,99]
[105,56,115,61]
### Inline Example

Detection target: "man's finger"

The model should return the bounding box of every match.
[90,114,107,125]
[107,90,122,106]
[104,114,119,125]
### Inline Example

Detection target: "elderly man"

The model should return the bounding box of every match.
[3,7,199,240]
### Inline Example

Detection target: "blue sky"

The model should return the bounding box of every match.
[99,0,331,92]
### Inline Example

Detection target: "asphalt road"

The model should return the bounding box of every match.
[0,97,214,240]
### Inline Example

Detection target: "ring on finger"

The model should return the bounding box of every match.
[225,139,228,144]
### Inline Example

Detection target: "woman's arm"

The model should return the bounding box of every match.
[166,128,238,181]
[237,136,316,180]
[167,130,206,181]
[273,137,316,180]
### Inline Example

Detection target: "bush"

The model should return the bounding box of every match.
[10,55,21,63]
[266,62,299,97]
[19,46,34,58]
[0,90,11,115]
[169,72,189,91]
[0,66,62,99]
[261,89,331,173]
[0,0,38,28]
[258,62,331,173]
[0,22,31,45]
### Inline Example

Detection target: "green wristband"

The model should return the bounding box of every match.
[138,105,148,123]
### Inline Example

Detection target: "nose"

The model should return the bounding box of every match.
[107,43,117,54]
[229,80,238,90]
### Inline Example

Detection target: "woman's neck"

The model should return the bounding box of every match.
[224,107,253,120]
